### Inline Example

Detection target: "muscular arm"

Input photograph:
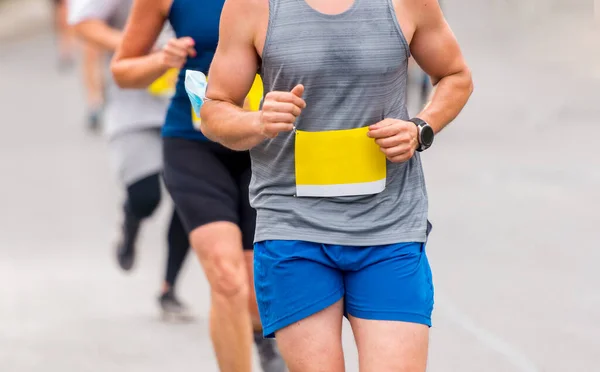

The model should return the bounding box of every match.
[200,0,265,151]
[110,0,171,88]
[408,0,473,133]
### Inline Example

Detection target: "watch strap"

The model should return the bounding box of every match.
[408,117,428,128]
[408,117,432,152]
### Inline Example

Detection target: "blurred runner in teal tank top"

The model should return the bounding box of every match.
[111,0,285,371]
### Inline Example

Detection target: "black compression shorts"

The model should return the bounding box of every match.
[162,138,255,250]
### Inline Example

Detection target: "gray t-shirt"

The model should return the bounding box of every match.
[68,0,173,138]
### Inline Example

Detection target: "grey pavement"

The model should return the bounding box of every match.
[0,0,51,42]
[1,1,599,371]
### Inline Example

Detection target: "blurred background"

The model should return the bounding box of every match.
[0,0,598,371]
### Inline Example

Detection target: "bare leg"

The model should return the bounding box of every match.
[275,300,345,372]
[349,316,429,372]
[53,0,76,69]
[190,221,253,372]
[79,43,104,129]
[82,44,104,108]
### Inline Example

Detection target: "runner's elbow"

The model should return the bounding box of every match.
[199,101,216,134]
[451,64,473,92]
[200,125,220,144]
[198,103,222,143]
[110,60,129,88]
[465,67,474,96]
[458,65,473,95]
[200,101,259,151]
[433,65,474,98]
[109,57,140,88]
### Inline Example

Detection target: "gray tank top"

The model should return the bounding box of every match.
[250,0,429,246]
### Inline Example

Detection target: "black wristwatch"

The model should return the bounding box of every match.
[409,117,434,152]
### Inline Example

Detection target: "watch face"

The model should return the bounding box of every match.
[420,125,435,146]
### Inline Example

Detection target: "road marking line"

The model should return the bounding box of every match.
[437,294,540,372]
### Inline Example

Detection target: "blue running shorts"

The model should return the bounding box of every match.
[254,240,434,338]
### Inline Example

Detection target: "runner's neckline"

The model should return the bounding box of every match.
[296,0,359,18]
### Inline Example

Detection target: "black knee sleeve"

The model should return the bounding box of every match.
[126,173,161,219]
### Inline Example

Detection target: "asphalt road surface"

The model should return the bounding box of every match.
[1,0,599,371]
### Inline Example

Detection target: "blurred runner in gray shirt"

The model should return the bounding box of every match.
[69,0,192,320]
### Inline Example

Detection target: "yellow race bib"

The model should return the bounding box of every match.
[191,108,202,129]
[147,68,179,98]
[191,74,263,130]
[246,75,264,111]
[295,126,386,197]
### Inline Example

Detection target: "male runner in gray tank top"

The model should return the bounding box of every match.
[201,0,473,370]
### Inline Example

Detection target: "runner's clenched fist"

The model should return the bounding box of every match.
[258,84,306,138]
[158,37,196,69]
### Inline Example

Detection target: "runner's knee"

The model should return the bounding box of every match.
[190,229,249,300]
[208,251,249,299]
[126,174,161,219]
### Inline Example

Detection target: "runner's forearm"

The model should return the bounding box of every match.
[73,20,122,51]
[200,100,265,151]
[111,53,169,89]
[417,68,473,134]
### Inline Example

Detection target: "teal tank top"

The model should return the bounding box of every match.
[163,0,224,140]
